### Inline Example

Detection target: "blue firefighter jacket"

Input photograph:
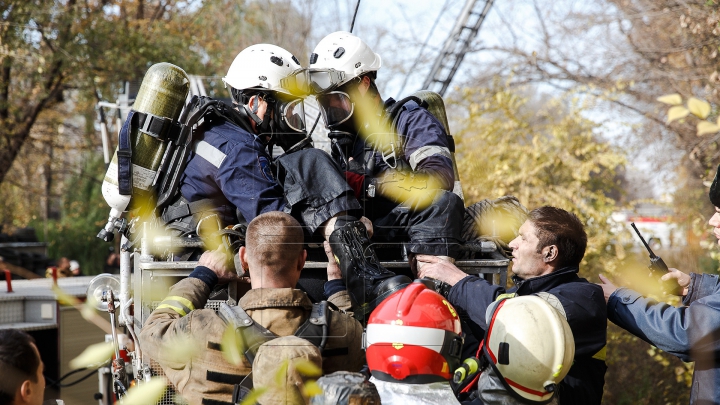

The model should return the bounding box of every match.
[448,266,607,405]
[608,272,720,405]
[346,98,455,190]
[179,119,284,225]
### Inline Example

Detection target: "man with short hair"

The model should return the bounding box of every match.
[139,211,365,405]
[418,206,607,405]
[0,329,45,405]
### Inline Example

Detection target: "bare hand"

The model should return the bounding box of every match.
[198,247,238,284]
[598,274,618,303]
[359,216,373,238]
[324,241,343,281]
[661,268,691,296]
[416,255,467,287]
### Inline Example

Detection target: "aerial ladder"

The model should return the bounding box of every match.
[421,0,494,96]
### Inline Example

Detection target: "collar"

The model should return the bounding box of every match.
[239,288,313,311]
[511,266,580,294]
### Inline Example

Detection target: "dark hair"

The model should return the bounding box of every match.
[0,329,39,404]
[527,206,587,268]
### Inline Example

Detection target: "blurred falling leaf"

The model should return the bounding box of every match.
[160,335,201,365]
[666,106,690,123]
[302,380,323,397]
[656,93,682,105]
[292,358,322,378]
[118,377,166,405]
[697,121,720,136]
[239,387,267,405]
[52,284,80,306]
[688,97,711,119]
[221,325,244,366]
[376,170,442,209]
[69,341,114,369]
[274,360,290,386]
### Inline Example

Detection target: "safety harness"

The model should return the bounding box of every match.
[156,96,258,236]
[217,301,333,404]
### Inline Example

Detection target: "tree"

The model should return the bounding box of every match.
[451,81,625,275]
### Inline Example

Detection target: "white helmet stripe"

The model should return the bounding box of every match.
[366,324,447,353]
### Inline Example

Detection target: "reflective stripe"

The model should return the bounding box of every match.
[407,145,451,170]
[592,345,607,361]
[156,303,190,316]
[157,295,195,316]
[494,293,517,301]
[165,296,195,311]
[366,324,446,353]
[194,140,226,168]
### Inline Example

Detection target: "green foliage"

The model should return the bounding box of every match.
[451,80,626,277]
[31,157,110,276]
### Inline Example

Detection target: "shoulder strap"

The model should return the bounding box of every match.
[218,303,278,365]
[294,301,330,353]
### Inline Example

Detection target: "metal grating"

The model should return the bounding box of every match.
[0,300,24,324]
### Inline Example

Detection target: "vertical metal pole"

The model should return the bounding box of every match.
[119,234,131,326]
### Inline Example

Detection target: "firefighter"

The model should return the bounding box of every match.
[0,329,45,405]
[139,212,365,405]
[417,206,607,405]
[598,163,720,405]
[161,43,360,244]
[307,31,465,274]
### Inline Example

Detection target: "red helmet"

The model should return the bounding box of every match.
[365,281,463,384]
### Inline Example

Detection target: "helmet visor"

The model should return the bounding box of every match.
[281,68,346,96]
[317,91,354,128]
[280,98,306,133]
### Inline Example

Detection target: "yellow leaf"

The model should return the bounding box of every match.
[159,335,200,365]
[302,380,323,397]
[688,97,712,119]
[274,360,290,386]
[697,121,720,136]
[220,326,243,366]
[239,387,267,405]
[656,93,682,105]
[52,285,80,306]
[667,106,689,123]
[292,358,322,378]
[118,377,166,405]
[69,342,114,369]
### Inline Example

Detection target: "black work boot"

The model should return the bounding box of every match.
[329,216,411,322]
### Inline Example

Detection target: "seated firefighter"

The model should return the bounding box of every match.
[139,212,366,405]
[306,31,465,272]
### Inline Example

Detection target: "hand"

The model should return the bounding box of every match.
[324,241,343,281]
[416,255,467,287]
[198,247,238,284]
[598,274,618,303]
[359,216,373,238]
[661,268,691,296]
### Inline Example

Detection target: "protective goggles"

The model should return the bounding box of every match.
[316,91,354,128]
[281,68,347,96]
[278,96,306,133]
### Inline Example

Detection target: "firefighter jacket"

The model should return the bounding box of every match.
[138,267,366,405]
[448,266,607,405]
[608,272,720,405]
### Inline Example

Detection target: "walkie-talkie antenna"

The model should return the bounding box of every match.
[631,222,657,258]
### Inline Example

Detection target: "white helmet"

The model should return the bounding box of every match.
[482,295,575,403]
[223,44,301,96]
[310,31,382,89]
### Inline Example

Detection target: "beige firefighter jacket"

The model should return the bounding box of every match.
[138,277,365,405]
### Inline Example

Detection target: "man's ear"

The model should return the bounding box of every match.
[297,249,307,273]
[19,379,32,401]
[542,245,559,264]
[239,246,249,272]
[358,75,371,96]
